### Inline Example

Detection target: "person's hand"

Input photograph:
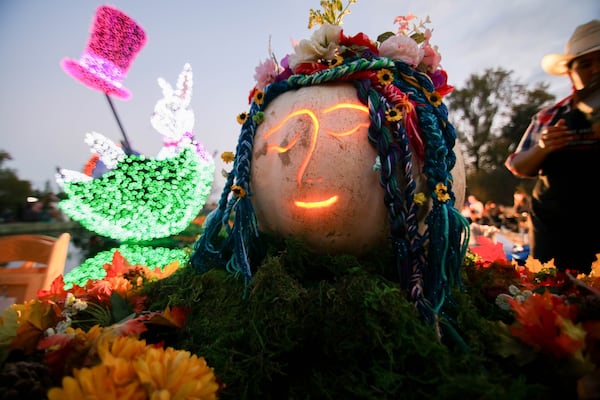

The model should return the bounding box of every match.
[538,119,573,151]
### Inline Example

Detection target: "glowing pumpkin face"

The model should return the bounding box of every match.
[250,83,384,254]
[250,83,465,254]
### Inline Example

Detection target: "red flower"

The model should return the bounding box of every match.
[340,31,379,54]
[508,290,585,359]
[294,62,329,75]
[37,276,69,303]
[428,69,454,97]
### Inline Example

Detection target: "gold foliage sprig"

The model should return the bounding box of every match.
[308,0,358,28]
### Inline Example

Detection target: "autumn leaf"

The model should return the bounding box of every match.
[104,250,132,278]
[37,275,69,302]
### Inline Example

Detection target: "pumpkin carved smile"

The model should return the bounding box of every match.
[294,195,339,209]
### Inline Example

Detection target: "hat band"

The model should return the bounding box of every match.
[79,52,124,88]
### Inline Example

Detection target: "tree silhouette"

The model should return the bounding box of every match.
[446,68,555,204]
[0,150,35,221]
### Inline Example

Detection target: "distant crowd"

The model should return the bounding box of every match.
[460,190,532,235]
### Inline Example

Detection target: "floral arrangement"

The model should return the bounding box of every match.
[464,251,600,391]
[1,239,600,398]
[249,1,453,104]
[0,251,222,399]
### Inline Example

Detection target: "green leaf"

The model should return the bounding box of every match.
[377,31,395,44]
[110,292,134,323]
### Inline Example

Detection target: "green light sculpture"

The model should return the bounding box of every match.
[59,63,214,285]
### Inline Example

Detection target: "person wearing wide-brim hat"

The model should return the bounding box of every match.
[505,19,600,274]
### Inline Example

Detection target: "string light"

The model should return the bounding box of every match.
[59,148,213,241]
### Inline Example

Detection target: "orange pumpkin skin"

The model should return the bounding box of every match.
[250,83,465,255]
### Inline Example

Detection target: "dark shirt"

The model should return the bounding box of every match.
[506,95,600,273]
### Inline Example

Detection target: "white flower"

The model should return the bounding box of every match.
[288,24,342,71]
[508,284,520,296]
[378,34,424,67]
[495,293,512,311]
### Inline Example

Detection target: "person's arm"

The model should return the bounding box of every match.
[505,118,571,177]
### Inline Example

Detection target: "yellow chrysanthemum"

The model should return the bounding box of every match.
[434,183,450,202]
[133,346,220,400]
[48,364,145,400]
[95,337,147,387]
[99,335,146,359]
[377,68,394,86]
[221,151,235,164]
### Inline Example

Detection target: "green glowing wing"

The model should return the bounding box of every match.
[59,148,214,241]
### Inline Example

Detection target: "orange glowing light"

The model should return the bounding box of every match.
[294,195,339,209]
[260,102,369,210]
[323,103,369,137]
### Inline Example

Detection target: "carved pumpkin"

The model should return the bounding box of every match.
[250,83,465,254]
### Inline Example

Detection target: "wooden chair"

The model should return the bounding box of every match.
[0,233,71,304]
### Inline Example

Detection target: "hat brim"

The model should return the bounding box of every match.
[61,58,131,100]
[541,44,600,76]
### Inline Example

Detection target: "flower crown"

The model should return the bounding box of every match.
[249,3,452,100]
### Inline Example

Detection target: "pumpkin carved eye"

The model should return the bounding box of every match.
[263,110,317,154]
[263,102,369,153]
[267,134,300,154]
[321,103,369,137]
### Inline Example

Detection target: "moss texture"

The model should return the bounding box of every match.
[140,237,572,399]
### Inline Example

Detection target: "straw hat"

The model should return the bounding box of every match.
[61,5,147,100]
[541,19,600,76]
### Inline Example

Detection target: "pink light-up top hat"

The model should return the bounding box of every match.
[61,5,147,100]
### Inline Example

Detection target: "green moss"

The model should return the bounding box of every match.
[140,238,558,399]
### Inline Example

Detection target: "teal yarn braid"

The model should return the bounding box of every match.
[392,61,470,322]
[190,103,261,286]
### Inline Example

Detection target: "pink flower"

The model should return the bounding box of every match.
[421,43,441,73]
[378,34,423,67]
[393,13,416,34]
[254,57,283,90]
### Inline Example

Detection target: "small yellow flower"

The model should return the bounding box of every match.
[377,68,394,86]
[413,192,427,205]
[327,54,344,68]
[385,107,403,122]
[231,185,246,198]
[426,90,442,107]
[253,90,265,105]
[236,112,249,125]
[434,183,450,202]
[221,151,235,164]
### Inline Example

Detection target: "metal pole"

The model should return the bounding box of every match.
[105,93,133,154]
